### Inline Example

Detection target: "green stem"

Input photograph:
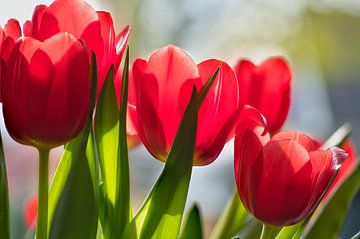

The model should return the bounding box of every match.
[260,224,277,239]
[36,148,50,239]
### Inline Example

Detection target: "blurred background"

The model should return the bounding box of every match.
[1,0,360,238]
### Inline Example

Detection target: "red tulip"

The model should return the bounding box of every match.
[130,45,243,165]
[24,0,130,95]
[2,32,90,148]
[234,57,291,133]
[234,118,347,226]
[24,195,38,229]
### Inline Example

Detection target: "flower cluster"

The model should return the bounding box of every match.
[0,0,357,238]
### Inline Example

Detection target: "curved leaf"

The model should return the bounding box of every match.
[210,190,247,239]
[179,204,203,239]
[122,88,199,239]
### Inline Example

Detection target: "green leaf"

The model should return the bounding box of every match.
[111,47,131,238]
[303,163,360,239]
[122,88,199,239]
[49,52,98,239]
[179,204,203,239]
[274,224,302,239]
[210,190,248,239]
[95,65,119,207]
[0,131,10,239]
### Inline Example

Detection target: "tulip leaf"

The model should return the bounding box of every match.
[95,64,119,206]
[0,131,10,239]
[111,47,132,238]
[210,190,248,239]
[49,52,98,239]
[122,88,198,239]
[179,204,203,239]
[303,163,360,239]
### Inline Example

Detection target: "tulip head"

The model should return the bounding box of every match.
[234,57,291,133]
[3,33,90,148]
[130,45,241,165]
[234,119,347,226]
[25,0,130,95]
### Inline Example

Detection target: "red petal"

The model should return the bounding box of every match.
[115,25,130,70]
[325,140,358,199]
[234,128,263,215]
[272,131,316,151]
[255,139,312,226]
[40,0,98,40]
[305,147,347,213]
[235,57,291,132]
[141,45,199,156]
[4,19,21,41]
[91,11,116,94]
[235,105,270,146]
[23,21,32,37]
[194,59,239,165]
[43,32,90,146]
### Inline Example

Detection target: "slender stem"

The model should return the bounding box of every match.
[260,224,277,239]
[36,148,50,239]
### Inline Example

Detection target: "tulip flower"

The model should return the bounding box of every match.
[130,45,242,165]
[234,57,291,133]
[2,33,89,239]
[3,33,90,148]
[24,0,130,95]
[24,195,38,229]
[234,118,347,226]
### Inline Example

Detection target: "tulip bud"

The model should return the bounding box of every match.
[234,120,347,226]
[234,57,291,133]
[26,0,130,95]
[2,33,90,148]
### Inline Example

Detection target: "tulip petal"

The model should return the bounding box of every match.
[326,140,358,198]
[23,21,32,37]
[235,106,270,146]
[272,131,316,151]
[194,60,238,164]
[139,45,199,156]
[255,140,312,226]
[115,25,130,70]
[234,128,264,213]
[38,0,98,40]
[43,32,90,146]
[4,19,21,41]
[306,147,347,214]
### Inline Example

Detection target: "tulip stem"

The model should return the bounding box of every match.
[260,224,277,239]
[36,148,50,239]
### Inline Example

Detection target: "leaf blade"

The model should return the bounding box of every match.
[179,204,203,239]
